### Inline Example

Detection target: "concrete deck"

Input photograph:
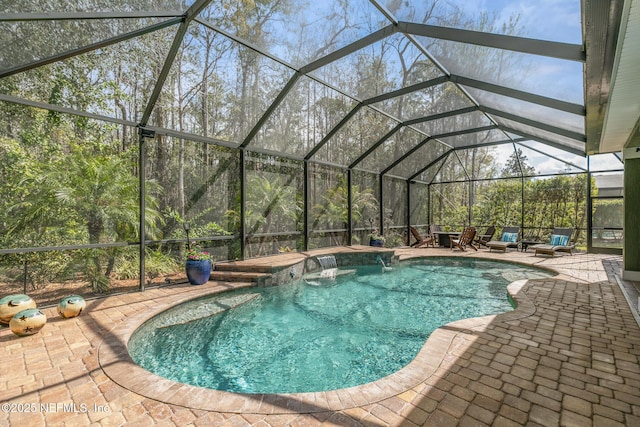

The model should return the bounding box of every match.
[1,247,639,426]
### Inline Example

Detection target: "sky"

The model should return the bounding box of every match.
[489,0,581,43]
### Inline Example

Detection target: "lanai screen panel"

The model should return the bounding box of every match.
[0,110,148,301]
[371,81,471,124]
[421,111,494,137]
[1,1,190,12]
[468,179,499,226]
[429,182,470,229]
[0,110,141,248]
[383,137,447,179]
[589,153,623,172]
[351,170,380,244]
[515,142,587,175]
[412,155,449,184]
[409,182,429,228]
[454,146,506,181]
[499,117,585,154]
[0,18,179,74]
[312,106,398,167]
[379,0,582,43]
[463,87,585,135]
[245,153,303,258]
[148,23,296,145]
[431,151,471,183]
[474,144,522,180]
[388,140,450,180]
[382,176,407,245]
[437,129,509,150]
[199,0,388,69]
[469,178,523,230]
[590,164,623,250]
[522,174,588,241]
[308,163,348,248]
[419,38,584,105]
[250,75,357,158]
[591,198,623,249]
[1,26,177,122]
[357,126,425,175]
[309,32,442,101]
[155,137,240,262]
[179,141,240,236]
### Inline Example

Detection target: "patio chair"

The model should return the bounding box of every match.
[410,226,436,248]
[486,226,520,252]
[429,224,441,246]
[451,226,477,251]
[530,228,576,257]
[473,225,496,248]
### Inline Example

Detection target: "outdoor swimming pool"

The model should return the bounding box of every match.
[128,257,553,394]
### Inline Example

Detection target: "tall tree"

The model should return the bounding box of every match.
[501,148,536,177]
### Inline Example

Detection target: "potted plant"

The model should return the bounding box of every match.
[368,230,385,247]
[185,241,212,285]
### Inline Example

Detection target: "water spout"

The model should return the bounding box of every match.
[305,255,338,285]
[375,255,393,272]
[317,255,337,270]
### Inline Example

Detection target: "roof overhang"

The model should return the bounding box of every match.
[585,0,640,154]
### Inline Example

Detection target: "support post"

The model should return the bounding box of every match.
[303,160,309,251]
[23,260,27,294]
[427,184,431,226]
[521,176,525,239]
[347,169,353,245]
[407,180,412,246]
[586,156,593,252]
[239,148,246,260]
[137,126,149,291]
[378,174,384,235]
[623,146,640,280]
[468,181,472,226]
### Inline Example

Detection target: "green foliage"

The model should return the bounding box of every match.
[368,229,384,241]
[592,198,623,228]
[186,242,212,261]
[1,251,73,291]
[113,248,180,281]
[225,172,303,256]
[312,175,379,246]
[166,207,230,240]
[431,183,477,228]
[472,179,522,227]
[384,230,407,248]
[3,138,163,292]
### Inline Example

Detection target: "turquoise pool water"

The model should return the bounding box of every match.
[129,257,552,394]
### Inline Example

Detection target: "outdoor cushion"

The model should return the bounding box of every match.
[501,232,518,243]
[549,234,569,246]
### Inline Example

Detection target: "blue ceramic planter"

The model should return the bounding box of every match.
[369,238,384,247]
[185,259,212,285]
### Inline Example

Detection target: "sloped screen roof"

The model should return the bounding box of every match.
[0,0,587,182]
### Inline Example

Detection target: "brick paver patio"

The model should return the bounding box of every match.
[1,248,639,426]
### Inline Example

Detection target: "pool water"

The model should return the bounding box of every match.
[129,257,552,394]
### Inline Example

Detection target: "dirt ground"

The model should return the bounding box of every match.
[1,272,187,308]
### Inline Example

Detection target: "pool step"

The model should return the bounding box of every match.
[209,270,271,283]
[214,263,274,273]
[156,293,260,328]
[214,253,306,274]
